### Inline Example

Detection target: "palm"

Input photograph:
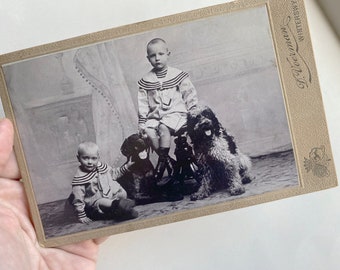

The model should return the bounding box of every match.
[0,119,104,270]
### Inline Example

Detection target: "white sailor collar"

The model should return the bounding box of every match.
[72,162,109,185]
[138,66,188,91]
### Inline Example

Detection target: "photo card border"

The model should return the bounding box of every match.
[0,0,337,247]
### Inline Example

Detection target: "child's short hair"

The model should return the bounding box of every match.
[146,38,167,51]
[77,141,99,156]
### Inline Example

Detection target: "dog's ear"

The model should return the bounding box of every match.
[121,134,140,157]
[201,107,220,134]
[120,137,132,157]
[224,132,237,154]
[121,133,148,157]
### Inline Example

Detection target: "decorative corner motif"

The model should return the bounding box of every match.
[304,145,331,178]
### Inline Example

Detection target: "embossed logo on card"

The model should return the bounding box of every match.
[304,146,331,178]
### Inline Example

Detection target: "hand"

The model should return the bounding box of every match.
[79,216,93,224]
[138,126,148,140]
[0,119,106,270]
[125,156,135,170]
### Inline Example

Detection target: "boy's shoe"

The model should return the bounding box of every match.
[126,208,139,219]
[112,198,138,220]
[118,198,135,211]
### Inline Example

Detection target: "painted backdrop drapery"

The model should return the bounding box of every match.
[74,42,138,166]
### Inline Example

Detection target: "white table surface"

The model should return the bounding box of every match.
[0,0,339,269]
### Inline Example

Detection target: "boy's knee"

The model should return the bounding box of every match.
[144,127,157,137]
[158,124,170,136]
[118,189,127,199]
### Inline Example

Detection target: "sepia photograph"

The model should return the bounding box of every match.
[0,0,336,247]
[1,5,297,238]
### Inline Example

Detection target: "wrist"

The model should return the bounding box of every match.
[121,164,130,173]
[77,211,87,219]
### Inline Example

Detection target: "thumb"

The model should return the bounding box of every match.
[127,156,135,166]
[0,119,14,165]
[0,119,20,179]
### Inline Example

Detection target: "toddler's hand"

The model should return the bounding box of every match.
[79,216,93,224]
[138,126,147,139]
[125,156,135,170]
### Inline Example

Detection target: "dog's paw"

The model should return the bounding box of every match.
[228,182,245,196]
[190,191,209,201]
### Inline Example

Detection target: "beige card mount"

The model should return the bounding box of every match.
[0,0,337,247]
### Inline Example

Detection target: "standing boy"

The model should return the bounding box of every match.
[138,38,198,182]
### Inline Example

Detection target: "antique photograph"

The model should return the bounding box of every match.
[1,0,336,247]
[1,5,298,239]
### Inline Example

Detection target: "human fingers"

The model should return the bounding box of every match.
[92,237,108,245]
[79,216,93,224]
[0,119,20,179]
[84,217,93,224]
[0,118,14,165]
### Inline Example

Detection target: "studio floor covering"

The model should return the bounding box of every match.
[39,150,298,239]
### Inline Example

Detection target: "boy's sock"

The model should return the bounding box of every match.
[155,147,170,181]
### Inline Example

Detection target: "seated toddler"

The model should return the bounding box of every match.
[71,142,138,223]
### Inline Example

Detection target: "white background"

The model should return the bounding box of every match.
[0,0,339,269]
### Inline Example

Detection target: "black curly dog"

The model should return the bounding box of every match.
[118,134,158,205]
[187,106,254,200]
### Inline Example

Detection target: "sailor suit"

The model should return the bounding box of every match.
[71,162,128,219]
[138,66,198,132]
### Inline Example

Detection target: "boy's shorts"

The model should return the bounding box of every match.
[145,112,187,133]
